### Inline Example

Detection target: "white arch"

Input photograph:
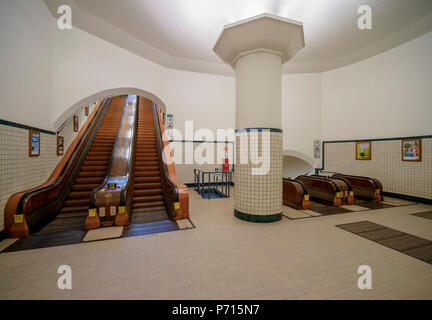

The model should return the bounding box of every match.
[282,149,315,168]
[53,87,167,131]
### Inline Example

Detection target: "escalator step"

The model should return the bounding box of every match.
[64,198,90,206]
[135,171,160,177]
[78,171,106,177]
[132,201,165,208]
[75,177,104,184]
[72,184,100,191]
[60,205,89,214]
[68,191,92,199]
[133,195,164,203]
[134,182,162,189]
[133,189,163,197]
[135,166,160,171]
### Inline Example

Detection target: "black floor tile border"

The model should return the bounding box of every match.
[355,202,395,210]
[309,206,353,215]
[1,230,86,253]
[336,220,432,264]
[412,211,432,220]
[1,218,195,253]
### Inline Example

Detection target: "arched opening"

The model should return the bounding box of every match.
[53,87,167,131]
[282,150,314,179]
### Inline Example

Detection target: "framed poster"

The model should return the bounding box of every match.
[57,136,65,156]
[73,115,79,132]
[402,139,422,161]
[29,130,40,157]
[85,106,89,116]
[356,141,371,160]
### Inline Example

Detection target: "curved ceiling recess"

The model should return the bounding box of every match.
[43,0,432,75]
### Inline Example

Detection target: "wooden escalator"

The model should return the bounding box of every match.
[40,96,124,233]
[131,98,169,223]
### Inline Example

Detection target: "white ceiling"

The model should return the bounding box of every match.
[43,0,432,75]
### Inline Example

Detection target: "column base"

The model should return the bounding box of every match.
[234,209,282,223]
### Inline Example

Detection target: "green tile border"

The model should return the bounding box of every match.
[383,192,432,205]
[235,128,283,133]
[169,140,234,144]
[186,182,234,188]
[234,209,282,223]
[0,119,55,135]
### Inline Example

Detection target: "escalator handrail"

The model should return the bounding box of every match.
[283,178,309,195]
[296,174,340,192]
[328,176,353,191]
[152,102,179,202]
[311,174,353,191]
[15,99,110,217]
[332,173,380,190]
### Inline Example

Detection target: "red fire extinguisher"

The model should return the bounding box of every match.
[222,145,229,171]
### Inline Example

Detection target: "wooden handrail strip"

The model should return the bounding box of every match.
[153,100,189,220]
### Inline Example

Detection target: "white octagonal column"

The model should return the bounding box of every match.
[235,51,282,129]
[214,13,304,222]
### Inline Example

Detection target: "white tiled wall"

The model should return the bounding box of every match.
[324,138,432,200]
[58,102,97,153]
[234,131,283,215]
[0,102,97,231]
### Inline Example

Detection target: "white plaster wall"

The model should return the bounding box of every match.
[52,23,236,137]
[163,69,235,137]
[51,24,165,128]
[322,31,432,141]
[283,156,313,179]
[282,73,322,165]
[0,0,53,130]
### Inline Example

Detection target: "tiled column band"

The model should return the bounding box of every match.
[234,128,283,222]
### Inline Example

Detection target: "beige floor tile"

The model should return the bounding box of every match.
[340,205,370,212]
[177,219,194,229]
[282,206,311,219]
[0,188,431,300]
[300,209,322,217]
[83,226,123,242]
[0,238,18,252]
[383,197,416,206]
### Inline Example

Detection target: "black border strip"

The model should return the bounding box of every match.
[234,209,282,223]
[383,191,432,205]
[235,128,283,133]
[186,182,234,188]
[169,140,234,143]
[0,119,55,135]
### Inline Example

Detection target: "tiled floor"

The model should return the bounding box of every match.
[0,190,432,300]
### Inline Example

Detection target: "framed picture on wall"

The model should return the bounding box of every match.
[73,115,79,132]
[29,130,40,157]
[402,139,422,161]
[85,106,89,116]
[57,136,65,156]
[356,141,371,160]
